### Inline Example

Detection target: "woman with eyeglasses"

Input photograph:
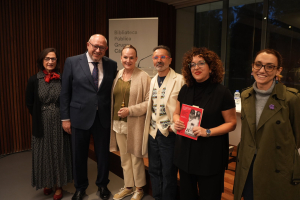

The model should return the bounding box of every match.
[25,48,72,200]
[173,47,237,200]
[233,49,300,200]
[110,45,151,200]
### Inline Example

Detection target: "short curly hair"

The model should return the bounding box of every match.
[181,47,224,87]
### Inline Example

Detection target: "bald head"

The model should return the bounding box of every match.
[87,34,108,61]
[88,34,107,45]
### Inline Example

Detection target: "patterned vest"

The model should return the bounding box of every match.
[149,73,171,138]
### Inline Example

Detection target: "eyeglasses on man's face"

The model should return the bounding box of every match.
[44,57,57,62]
[253,62,277,72]
[152,55,170,60]
[188,61,206,70]
[88,41,107,51]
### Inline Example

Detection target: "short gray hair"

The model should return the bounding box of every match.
[153,45,171,57]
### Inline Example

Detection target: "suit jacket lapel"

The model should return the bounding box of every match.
[149,74,157,103]
[243,89,257,140]
[98,57,108,92]
[163,69,176,104]
[79,54,98,91]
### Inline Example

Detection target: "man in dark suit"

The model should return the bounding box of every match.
[60,34,117,200]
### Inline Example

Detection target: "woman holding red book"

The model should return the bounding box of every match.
[173,47,236,200]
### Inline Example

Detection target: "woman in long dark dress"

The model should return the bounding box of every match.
[173,47,236,200]
[25,48,72,200]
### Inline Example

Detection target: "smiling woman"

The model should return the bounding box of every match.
[252,49,283,91]
[110,45,151,200]
[181,47,224,87]
[121,45,138,74]
[43,52,57,72]
[234,49,300,200]
[173,47,236,200]
[189,56,211,83]
[25,48,72,200]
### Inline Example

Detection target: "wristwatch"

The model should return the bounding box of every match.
[206,129,211,137]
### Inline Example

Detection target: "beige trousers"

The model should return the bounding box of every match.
[115,132,146,187]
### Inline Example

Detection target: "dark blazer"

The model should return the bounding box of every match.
[25,74,43,137]
[174,83,235,175]
[60,53,117,130]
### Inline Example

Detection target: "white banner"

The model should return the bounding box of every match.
[109,18,158,77]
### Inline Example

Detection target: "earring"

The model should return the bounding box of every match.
[275,76,279,84]
[251,72,253,79]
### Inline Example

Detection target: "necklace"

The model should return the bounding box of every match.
[123,69,133,81]
[120,74,130,108]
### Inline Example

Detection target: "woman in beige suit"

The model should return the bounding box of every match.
[110,45,151,200]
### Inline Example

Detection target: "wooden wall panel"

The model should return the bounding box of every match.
[0,0,176,155]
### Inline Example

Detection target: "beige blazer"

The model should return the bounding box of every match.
[110,67,151,158]
[142,68,185,156]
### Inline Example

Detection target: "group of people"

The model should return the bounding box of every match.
[25,33,300,200]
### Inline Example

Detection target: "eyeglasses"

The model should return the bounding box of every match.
[152,55,170,60]
[253,62,277,72]
[88,41,107,51]
[44,57,57,62]
[188,61,206,70]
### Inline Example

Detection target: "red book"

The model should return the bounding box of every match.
[177,104,204,140]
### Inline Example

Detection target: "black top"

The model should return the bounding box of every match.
[157,76,166,88]
[174,79,235,175]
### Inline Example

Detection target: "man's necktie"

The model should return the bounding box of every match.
[92,62,99,87]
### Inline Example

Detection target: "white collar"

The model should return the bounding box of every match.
[86,52,102,64]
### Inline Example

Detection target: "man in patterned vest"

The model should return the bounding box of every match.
[142,45,185,200]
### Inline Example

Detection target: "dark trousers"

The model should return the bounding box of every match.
[179,169,224,200]
[71,112,110,191]
[242,155,255,200]
[148,130,178,200]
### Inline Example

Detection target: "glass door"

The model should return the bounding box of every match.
[266,0,300,90]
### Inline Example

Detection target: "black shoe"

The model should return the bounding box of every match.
[98,186,111,200]
[72,190,86,200]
